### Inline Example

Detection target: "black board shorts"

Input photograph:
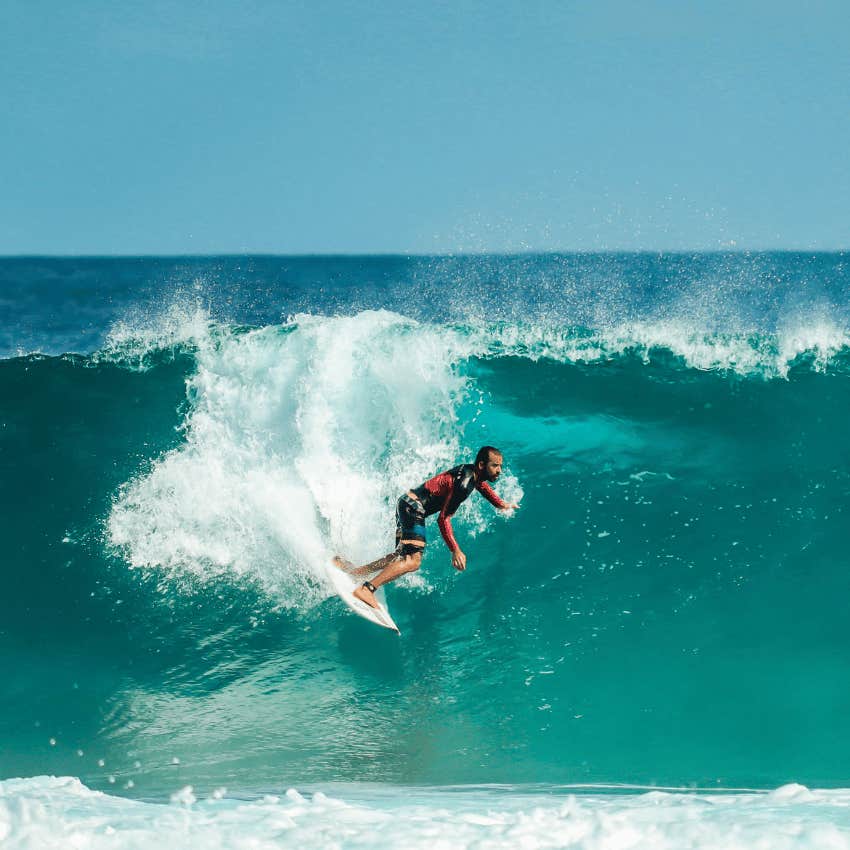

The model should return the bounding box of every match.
[395,494,426,554]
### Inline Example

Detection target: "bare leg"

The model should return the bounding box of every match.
[334,552,397,577]
[353,544,423,608]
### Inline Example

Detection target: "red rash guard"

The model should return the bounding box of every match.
[410,463,508,552]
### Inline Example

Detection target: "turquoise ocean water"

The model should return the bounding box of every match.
[2,253,850,847]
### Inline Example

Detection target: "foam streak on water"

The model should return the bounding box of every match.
[2,778,849,850]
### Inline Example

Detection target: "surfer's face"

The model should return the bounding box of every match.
[481,453,503,482]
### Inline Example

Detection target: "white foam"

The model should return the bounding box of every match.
[472,317,850,378]
[3,777,850,850]
[107,311,492,606]
[96,295,850,381]
[776,315,850,375]
[97,299,216,371]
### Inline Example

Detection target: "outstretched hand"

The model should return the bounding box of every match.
[452,549,467,571]
[501,502,520,510]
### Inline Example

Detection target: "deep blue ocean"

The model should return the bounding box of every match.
[3,253,850,848]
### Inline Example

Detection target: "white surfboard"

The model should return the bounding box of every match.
[325,560,401,634]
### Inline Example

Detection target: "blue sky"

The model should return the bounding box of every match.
[2,0,848,254]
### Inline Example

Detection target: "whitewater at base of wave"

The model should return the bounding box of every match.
[2,777,850,850]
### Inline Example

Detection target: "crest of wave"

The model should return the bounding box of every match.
[775,308,850,376]
[474,315,850,378]
[96,299,216,370]
[107,310,475,607]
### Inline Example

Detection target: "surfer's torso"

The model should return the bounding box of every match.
[411,464,477,516]
[408,464,507,551]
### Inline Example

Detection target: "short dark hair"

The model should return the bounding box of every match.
[475,445,502,466]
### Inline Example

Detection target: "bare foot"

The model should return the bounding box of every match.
[332,555,355,573]
[352,585,379,609]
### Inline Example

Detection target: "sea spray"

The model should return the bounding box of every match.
[107,312,475,601]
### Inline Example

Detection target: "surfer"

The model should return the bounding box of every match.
[335,446,519,609]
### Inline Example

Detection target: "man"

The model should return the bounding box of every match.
[335,446,519,609]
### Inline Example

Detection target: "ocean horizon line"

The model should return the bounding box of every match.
[2,247,848,261]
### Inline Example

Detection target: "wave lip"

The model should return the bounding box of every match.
[473,317,850,377]
[2,777,850,849]
[94,301,217,371]
[84,303,850,380]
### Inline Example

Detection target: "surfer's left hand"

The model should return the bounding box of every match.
[452,549,467,571]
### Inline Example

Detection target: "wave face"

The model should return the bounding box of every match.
[3,254,850,804]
